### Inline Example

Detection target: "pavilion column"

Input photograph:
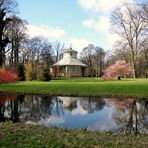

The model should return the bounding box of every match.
[58,66,60,77]
[65,66,68,77]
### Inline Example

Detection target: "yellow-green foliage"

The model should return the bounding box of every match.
[25,61,43,81]
[25,62,32,81]
[36,64,43,80]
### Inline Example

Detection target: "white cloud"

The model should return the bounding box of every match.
[99,16,110,32]
[67,38,90,52]
[26,25,66,38]
[78,0,133,13]
[99,0,121,12]
[82,20,94,28]
[82,16,110,32]
[79,0,134,49]
[78,0,97,11]
[82,16,120,48]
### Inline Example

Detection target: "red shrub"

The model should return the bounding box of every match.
[0,68,19,83]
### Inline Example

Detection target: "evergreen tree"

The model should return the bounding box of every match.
[18,64,25,81]
[42,69,51,81]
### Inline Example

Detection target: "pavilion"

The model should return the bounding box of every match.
[50,47,87,77]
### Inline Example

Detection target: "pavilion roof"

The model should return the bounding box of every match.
[53,57,87,67]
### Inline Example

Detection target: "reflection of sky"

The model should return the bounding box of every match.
[61,105,118,131]
[87,106,118,131]
[1,95,147,133]
[36,100,118,131]
[38,116,65,127]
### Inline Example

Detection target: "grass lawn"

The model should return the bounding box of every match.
[0,78,148,98]
[0,122,148,148]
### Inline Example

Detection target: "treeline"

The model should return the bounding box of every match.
[0,0,147,80]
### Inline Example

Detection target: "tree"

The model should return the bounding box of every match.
[111,2,148,78]
[6,16,27,66]
[52,41,64,62]
[0,0,17,66]
[102,60,133,80]
[40,39,53,68]
[140,38,148,77]
[80,44,105,77]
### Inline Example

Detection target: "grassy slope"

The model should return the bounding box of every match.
[0,122,148,148]
[0,78,148,98]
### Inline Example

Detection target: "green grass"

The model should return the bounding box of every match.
[0,78,148,98]
[0,122,147,148]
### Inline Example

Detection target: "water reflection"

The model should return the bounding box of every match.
[0,94,148,134]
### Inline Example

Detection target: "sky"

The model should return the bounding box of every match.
[17,0,134,53]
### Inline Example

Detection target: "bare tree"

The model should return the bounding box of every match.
[80,44,95,76]
[40,40,53,68]
[6,16,27,66]
[111,2,148,78]
[27,37,44,62]
[80,44,105,77]
[52,41,64,62]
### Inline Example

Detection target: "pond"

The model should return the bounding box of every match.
[0,94,148,134]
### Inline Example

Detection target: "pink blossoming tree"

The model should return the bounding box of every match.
[102,60,133,80]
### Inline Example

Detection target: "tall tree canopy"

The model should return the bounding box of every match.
[0,0,17,66]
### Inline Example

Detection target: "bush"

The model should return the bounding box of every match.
[0,68,19,83]
[42,69,51,81]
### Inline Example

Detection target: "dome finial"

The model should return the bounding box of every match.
[70,43,72,50]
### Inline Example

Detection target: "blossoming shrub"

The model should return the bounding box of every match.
[0,68,19,83]
[102,60,133,80]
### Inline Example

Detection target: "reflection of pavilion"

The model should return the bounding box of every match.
[57,97,89,115]
[57,97,78,108]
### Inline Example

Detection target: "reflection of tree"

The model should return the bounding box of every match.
[0,94,19,122]
[0,95,64,122]
[113,99,148,135]
[0,104,5,121]
[18,95,64,122]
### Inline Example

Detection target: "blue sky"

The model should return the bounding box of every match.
[18,0,134,52]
